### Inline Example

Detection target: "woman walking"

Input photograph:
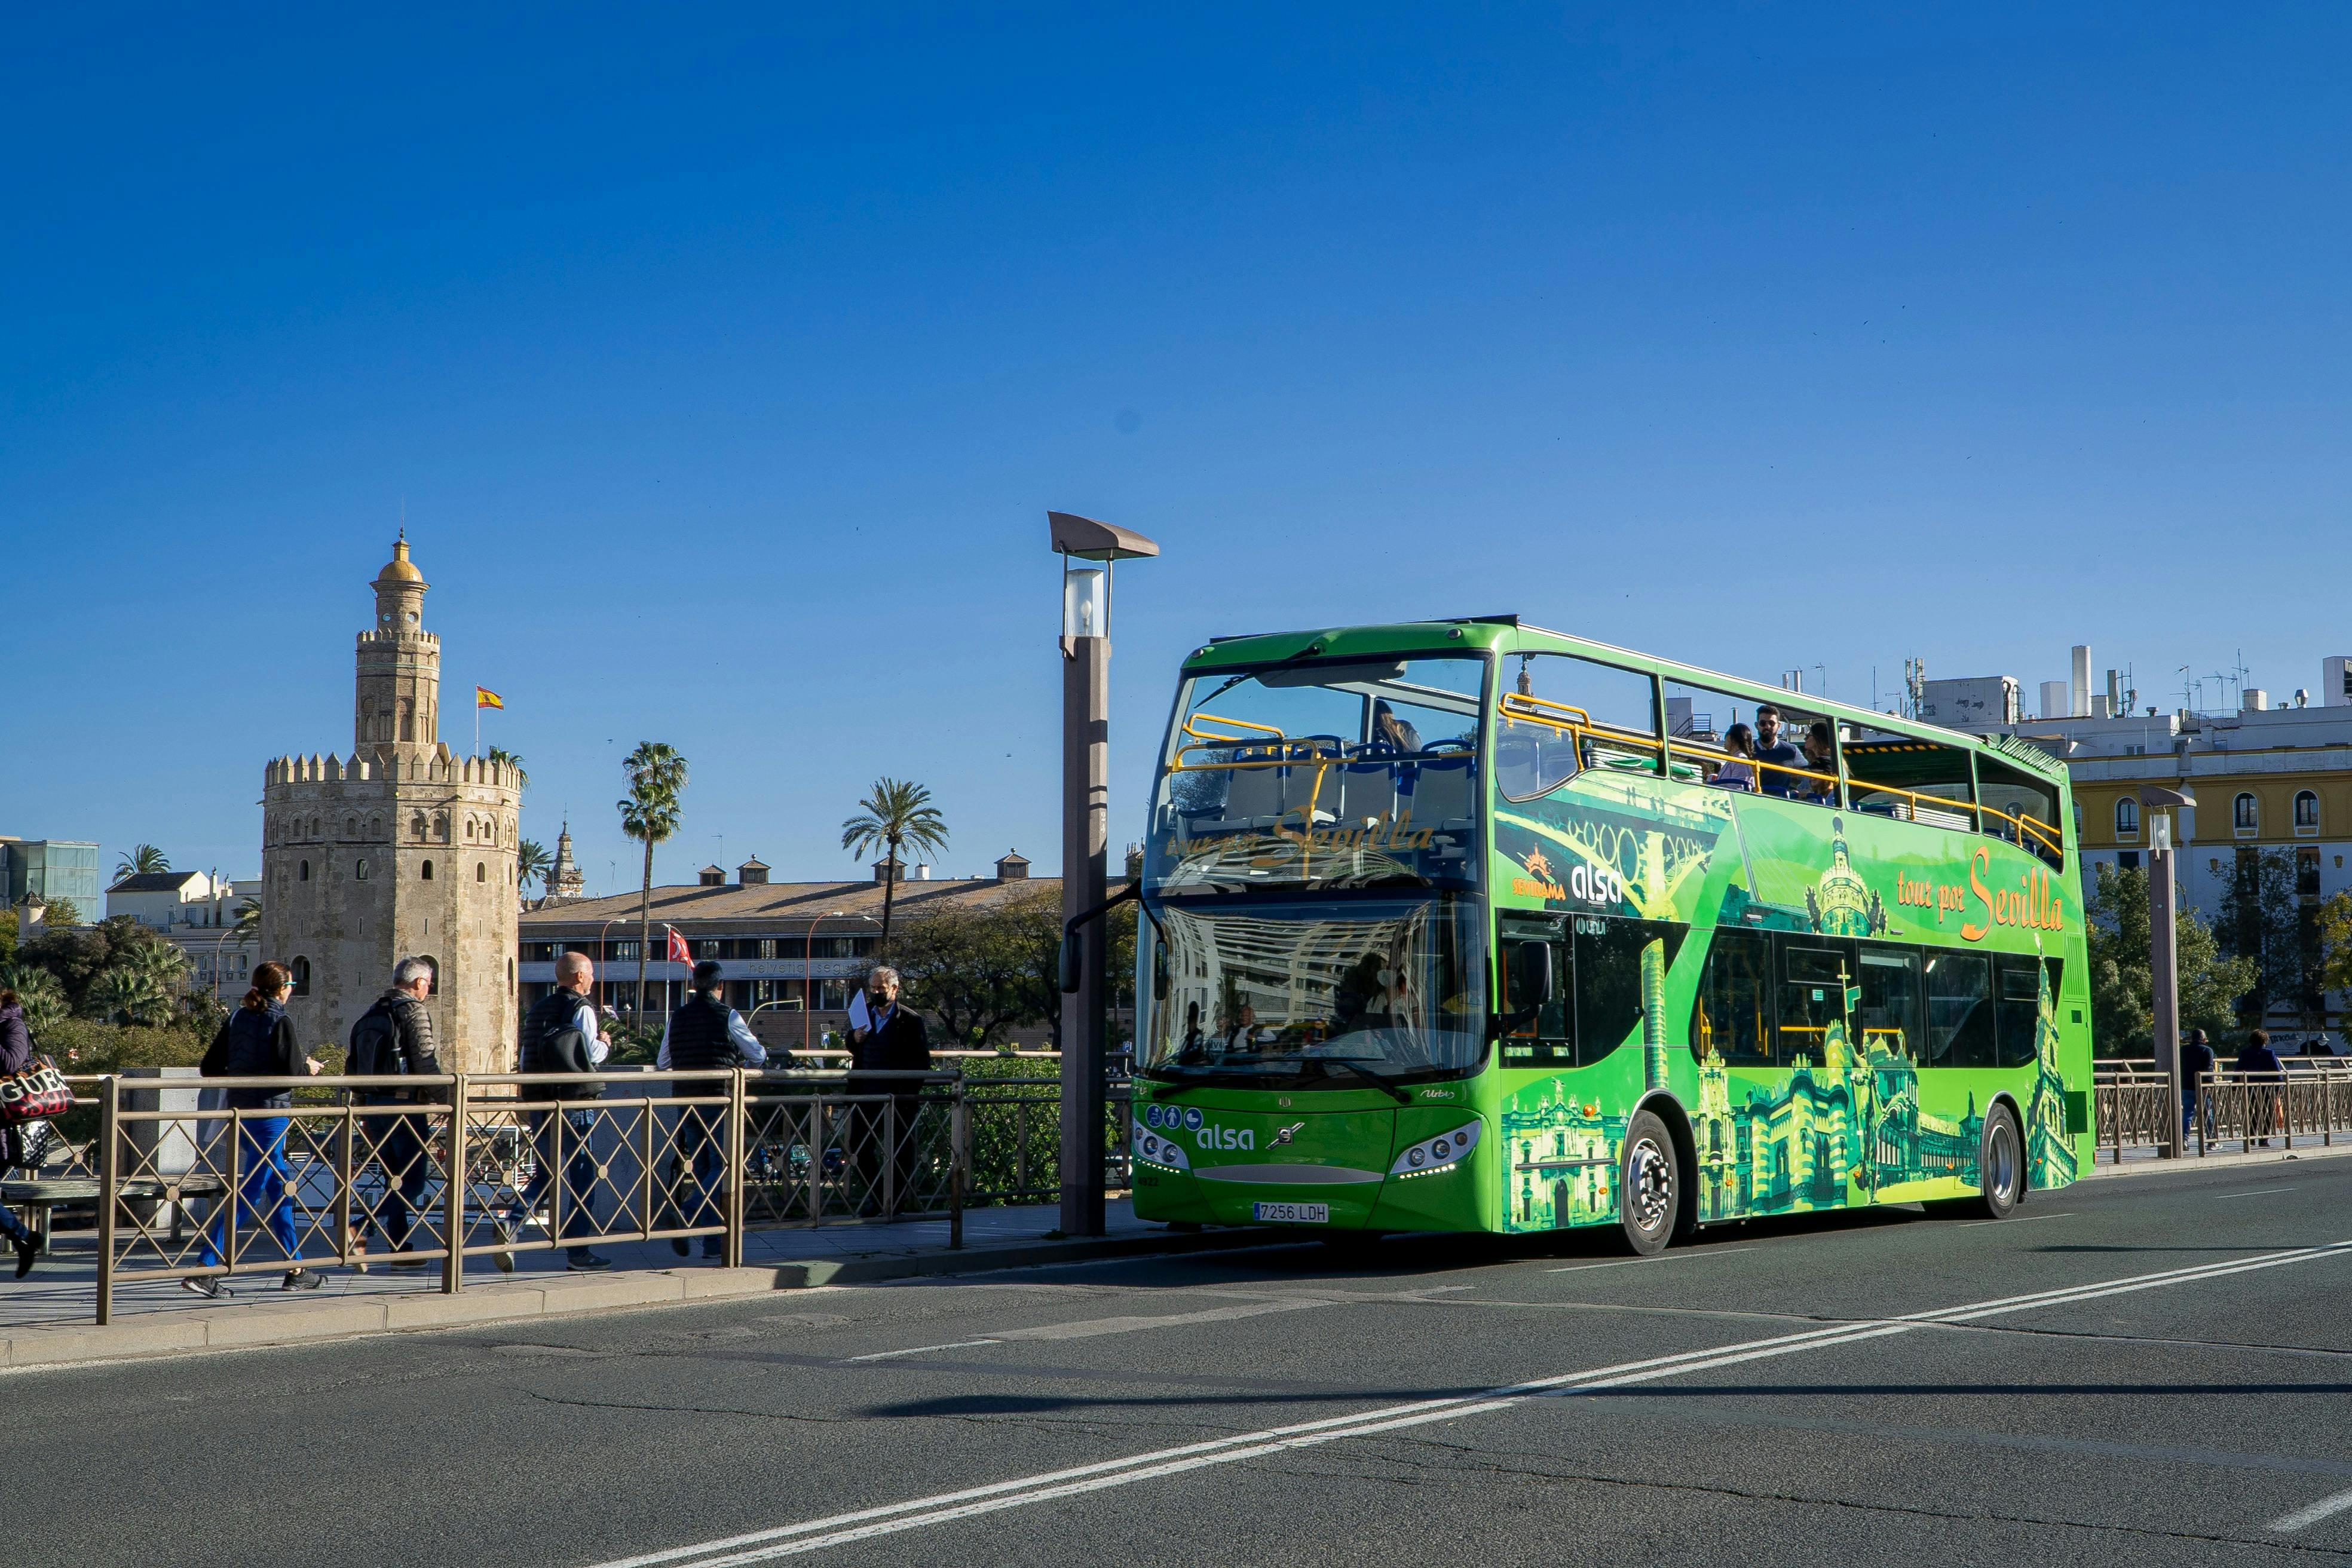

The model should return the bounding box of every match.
[0,989,44,1279]
[186,962,326,1298]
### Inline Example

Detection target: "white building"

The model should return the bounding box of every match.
[105,870,252,933]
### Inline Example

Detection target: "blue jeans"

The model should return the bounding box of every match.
[669,1110,727,1257]
[517,1108,600,1247]
[0,1199,30,1248]
[200,1116,302,1267]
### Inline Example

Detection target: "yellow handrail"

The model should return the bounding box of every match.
[1184,710,1286,744]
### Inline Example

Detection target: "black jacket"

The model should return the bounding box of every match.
[217,1004,308,1110]
[517,988,602,1102]
[354,990,445,1104]
[665,993,746,1073]
[0,1003,30,1077]
[849,1003,930,1088]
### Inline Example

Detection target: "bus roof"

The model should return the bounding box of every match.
[1180,615,2069,786]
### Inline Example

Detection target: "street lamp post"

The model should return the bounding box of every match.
[2141,784,2197,1158]
[1051,510,1159,1238]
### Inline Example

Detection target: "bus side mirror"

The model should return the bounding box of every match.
[1059,932,1082,994]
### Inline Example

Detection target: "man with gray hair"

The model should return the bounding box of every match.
[846,965,931,1214]
[510,950,614,1271]
[347,956,445,1268]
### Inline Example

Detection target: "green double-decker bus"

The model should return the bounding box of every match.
[1129,617,2091,1254]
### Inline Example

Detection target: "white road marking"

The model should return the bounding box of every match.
[994,1297,1331,1341]
[1949,1211,2075,1228]
[1546,1247,1756,1274]
[840,1340,1000,1362]
[2270,1483,2352,1533]
[589,1238,2352,1568]
[2216,1187,2298,1199]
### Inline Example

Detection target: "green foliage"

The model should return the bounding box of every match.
[0,964,69,1036]
[87,967,173,1027]
[488,746,529,788]
[620,740,690,1015]
[517,838,553,893]
[840,777,948,955]
[41,897,82,927]
[0,909,15,967]
[2215,847,2321,1019]
[895,890,1062,1049]
[37,1015,210,1073]
[606,1018,662,1067]
[233,897,262,935]
[2086,863,2256,1056]
[115,844,169,880]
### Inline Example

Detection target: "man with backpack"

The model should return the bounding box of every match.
[348,957,445,1269]
[510,950,614,1271]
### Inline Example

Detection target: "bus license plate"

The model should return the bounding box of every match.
[1253,1202,1329,1224]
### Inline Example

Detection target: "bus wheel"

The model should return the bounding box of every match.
[1619,1110,1680,1257]
[1934,1104,2023,1221]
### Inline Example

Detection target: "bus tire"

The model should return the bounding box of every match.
[1936,1104,2023,1221]
[1618,1110,1680,1257]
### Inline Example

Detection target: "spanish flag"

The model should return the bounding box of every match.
[476,687,504,710]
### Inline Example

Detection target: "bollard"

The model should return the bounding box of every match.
[442,1074,469,1295]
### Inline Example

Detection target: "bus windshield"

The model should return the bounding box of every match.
[1143,896,1487,1085]
[1146,653,1486,895]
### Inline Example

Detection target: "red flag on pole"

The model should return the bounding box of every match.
[666,925,692,967]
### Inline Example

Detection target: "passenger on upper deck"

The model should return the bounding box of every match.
[1371,699,1421,753]
[1714,723,1757,791]
[1752,705,1802,797]
[1800,722,1838,803]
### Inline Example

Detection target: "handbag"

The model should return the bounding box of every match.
[0,1054,72,1126]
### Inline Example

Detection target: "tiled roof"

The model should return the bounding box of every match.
[107,871,204,894]
[521,876,1067,931]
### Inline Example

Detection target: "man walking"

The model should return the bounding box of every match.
[2180,1027,2216,1147]
[2238,1028,2287,1148]
[512,950,614,1271]
[846,966,931,1215]
[348,957,445,1269]
[659,960,767,1261]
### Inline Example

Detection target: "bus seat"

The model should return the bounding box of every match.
[1339,761,1398,825]
[1407,754,1475,826]
[1221,756,1285,824]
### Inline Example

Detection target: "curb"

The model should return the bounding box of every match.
[0,1225,1284,1372]
[2085,1140,2352,1182]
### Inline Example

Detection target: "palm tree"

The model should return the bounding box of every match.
[840,778,948,956]
[517,838,553,896]
[618,742,688,1021]
[488,746,529,788]
[0,965,68,1036]
[115,844,169,881]
[88,966,172,1027]
[232,897,262,935]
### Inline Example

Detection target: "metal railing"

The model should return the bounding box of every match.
[0,1065,1134,1325]
[2094,1059,2352,1162]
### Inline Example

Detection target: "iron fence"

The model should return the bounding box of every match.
[2094,1059,2352,1162]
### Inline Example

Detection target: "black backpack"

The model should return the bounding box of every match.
[348,1003,405,1077]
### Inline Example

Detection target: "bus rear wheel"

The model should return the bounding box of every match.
[1933,1104,2023,1221]
[1618,1110,1680,1257]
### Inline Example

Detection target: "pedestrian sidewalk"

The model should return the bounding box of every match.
[0,1202,1271,1371]
[2089,1128,2352,1180]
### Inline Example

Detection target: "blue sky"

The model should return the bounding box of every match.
[5,5,2347,894]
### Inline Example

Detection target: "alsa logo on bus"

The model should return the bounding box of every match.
[1511,846,1623,906]
[1895,848,2065,942]
[1143,1103,1258,1150]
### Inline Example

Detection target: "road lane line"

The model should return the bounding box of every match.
[2217,1187,2298,1199]
[2270,1484,2352,1533]
[1546,1248,1756,1273]
[596,1239,2352,1568]
[1949,1211,2074,1227]
[840,1340,1000,1362]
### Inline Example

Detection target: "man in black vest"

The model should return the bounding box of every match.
[659,960,768,1259]
[510,951,614,1272]
[847,965,932,1215]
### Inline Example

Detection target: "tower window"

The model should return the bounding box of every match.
[421,860,434,881]
[290,956,311,997]
[476,861,486,882]
[356,858,370,880]
[299,859,310,881]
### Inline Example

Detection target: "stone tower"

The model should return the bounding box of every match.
[546,820,586,902]
[261,535,523,1073]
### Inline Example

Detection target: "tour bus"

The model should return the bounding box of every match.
[1128,617,2092,1254]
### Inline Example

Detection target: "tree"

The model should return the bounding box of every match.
[40,898,81,928]
[840,778,948,956]
[0,910,15,967]
[488,746,529,788]
[517,838,553,895]
[618,742,688,1021]
[895,896,1056,1049]
[20,915,185,1015]
[2086,863,2256,1056]
[87,966,173,1027]
[2215,847,2321,1025]
[115,844,169,881]
[0,964,68,1037]
[232,897,262,936]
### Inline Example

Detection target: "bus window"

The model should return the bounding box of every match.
[1692,926,1771,1067]
[1979,756,2065,871]
[1777,942,1854,1067]
[1924,951,1993,1067]
[1499,652,1661,795]
[1856,947,1920,1061]
[1497,917,1573,1065]
[1843,727,1977,832]
[1993,958,2043,1068]
[1662,678,1761,790]
[1750,702,1840,807]
[1572,915,1685,1067]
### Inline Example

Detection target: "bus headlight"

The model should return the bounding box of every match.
[1389,1120,1481,1178]
[1132,1123,1192,1172]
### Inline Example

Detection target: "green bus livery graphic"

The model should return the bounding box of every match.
[1132,618,2092,1249]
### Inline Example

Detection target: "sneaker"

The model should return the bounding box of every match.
[282,1268,325,1291]
[181,1275,225,1300]
[388,1250,431,1270]
[565,1251,613,1272]
[702,1243,726,1263]
[13,1239,35,1279]
[670,1238,691,1258]
[347,1225,368,1274]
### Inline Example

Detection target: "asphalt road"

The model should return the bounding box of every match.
[15,1158,2352,1567]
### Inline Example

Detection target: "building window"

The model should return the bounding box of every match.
[2118,850,2140,869]
[758,938,777,959]
[299,859,310,881]
[419,956,439,994]
[356,858,370,880]
[508,957,515,996]
[421,859,434,881]
[2296,790,2320,832]
[476,862,486,882]
[2114,799,2139,839]
[2299,846,2323,896]
[2235,792,2259,834]
[290,956,311,997]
